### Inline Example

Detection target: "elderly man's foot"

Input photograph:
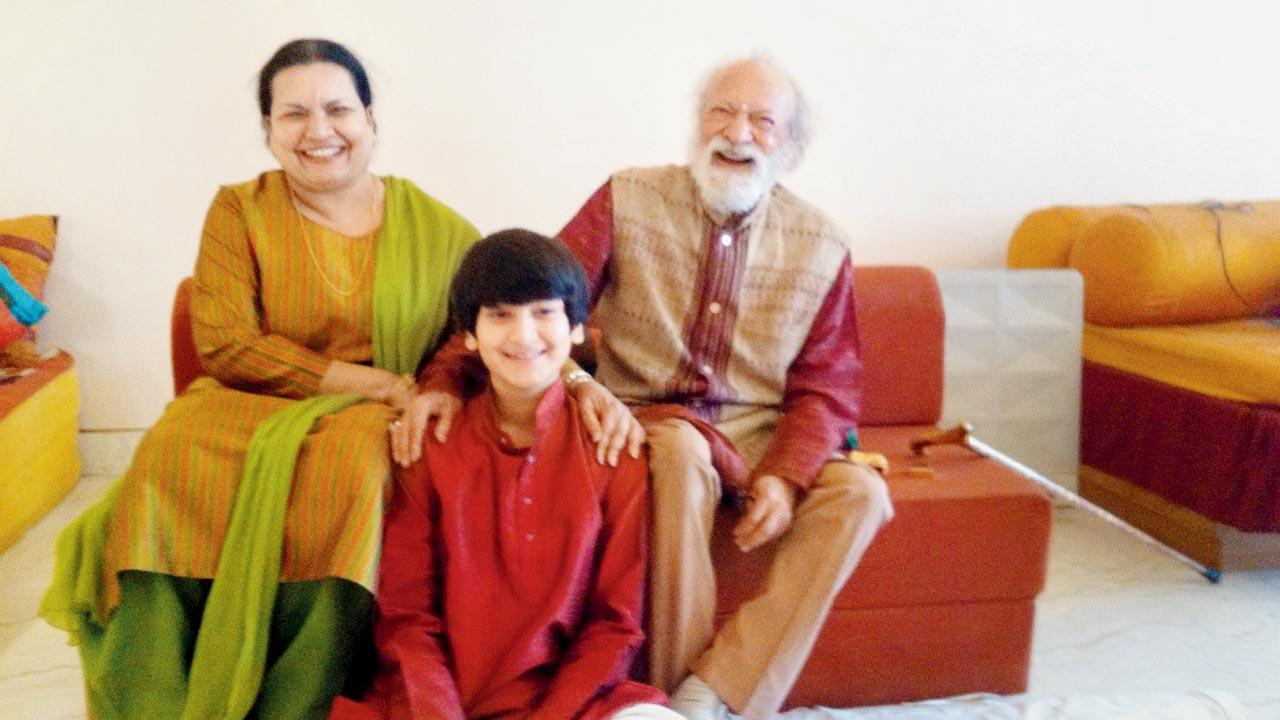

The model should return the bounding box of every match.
[668,675,727,720]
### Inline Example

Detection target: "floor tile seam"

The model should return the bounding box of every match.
[1033,619,1208,653]
[0,661,80,682]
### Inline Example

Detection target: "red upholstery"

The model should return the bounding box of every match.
[171,277,200,396]
[168,267,1051,708]
[853,266,944,426]
[714,424,1050,707]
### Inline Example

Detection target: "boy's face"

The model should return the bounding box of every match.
[464,298,585,399]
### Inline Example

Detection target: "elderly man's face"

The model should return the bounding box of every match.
[690,61,796,215]
[698,61,794,157]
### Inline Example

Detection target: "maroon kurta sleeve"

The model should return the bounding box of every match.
[528,452,659,720]
[373,466,467,720]
[416,330,486,398]
[556,181,614,305]
[753,255,862,488]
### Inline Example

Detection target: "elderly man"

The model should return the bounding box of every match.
[555,57,893,720]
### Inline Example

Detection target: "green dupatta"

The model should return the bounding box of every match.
[40,176,478,719]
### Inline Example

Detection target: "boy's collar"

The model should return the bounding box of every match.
[480,379,567,452]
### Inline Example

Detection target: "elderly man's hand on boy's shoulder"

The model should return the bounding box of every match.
[390,390,463,467]
[569,378,645,467]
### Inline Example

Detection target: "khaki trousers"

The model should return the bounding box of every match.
[644,417,892,720]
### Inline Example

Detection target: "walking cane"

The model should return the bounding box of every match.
[910,422,1222,584]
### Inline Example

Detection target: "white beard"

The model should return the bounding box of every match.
[688,136,778,216]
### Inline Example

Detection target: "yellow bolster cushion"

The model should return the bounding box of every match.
[1007,205,1117,269]
[1067,203,1280,326]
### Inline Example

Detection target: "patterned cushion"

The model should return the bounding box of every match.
[0,215,57,353]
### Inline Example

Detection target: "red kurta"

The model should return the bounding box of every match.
[332,382,664,720]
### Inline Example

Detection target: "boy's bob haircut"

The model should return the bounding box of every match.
[448,229,590,334]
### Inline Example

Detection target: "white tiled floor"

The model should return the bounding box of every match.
[1,475,113,720]
[2,475,1278,719]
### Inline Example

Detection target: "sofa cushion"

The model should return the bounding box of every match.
[713,424,1052,611]
[1084,317,1280,405]
[0,215,57,354]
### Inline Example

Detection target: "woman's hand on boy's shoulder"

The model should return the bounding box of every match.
[570,378,645,467]
[390,390,463,467]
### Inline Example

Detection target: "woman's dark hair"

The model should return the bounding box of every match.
[258,38,372,116]
[449,229,590,334]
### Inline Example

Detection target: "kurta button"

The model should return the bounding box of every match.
[719,233,732,247]
[708,302,722,314]
[525,455,535,464]
[700,364,713,376]
[522,497,533,506]
[525,533,535,542]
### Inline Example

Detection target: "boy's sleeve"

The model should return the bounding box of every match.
[374,465,467,720]
[528,454,652,720]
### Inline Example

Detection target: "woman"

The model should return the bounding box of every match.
[42,39,640,720]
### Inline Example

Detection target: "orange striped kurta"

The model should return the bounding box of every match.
[102,172,416,612]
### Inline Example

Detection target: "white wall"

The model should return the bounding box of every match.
[4,0,1280,429]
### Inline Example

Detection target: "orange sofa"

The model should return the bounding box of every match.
[170,267,1052,709]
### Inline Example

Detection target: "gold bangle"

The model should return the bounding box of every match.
[387,373,417,405]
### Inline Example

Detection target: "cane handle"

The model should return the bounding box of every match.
[909,421,974,456]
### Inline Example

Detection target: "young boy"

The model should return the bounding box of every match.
[331,230,679,720]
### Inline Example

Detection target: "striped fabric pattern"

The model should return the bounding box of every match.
[106,380,393,599]
[192,173,376,398]
[100,172,410,612]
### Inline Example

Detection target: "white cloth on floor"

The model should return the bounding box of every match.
[765,692,1249,720]
[609,703,687,719]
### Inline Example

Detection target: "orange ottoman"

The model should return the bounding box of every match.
[712,267,1052,709]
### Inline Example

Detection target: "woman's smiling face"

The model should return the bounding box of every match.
[264,62,375,194]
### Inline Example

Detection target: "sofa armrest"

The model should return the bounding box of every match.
[854,266,944,427]
[171,277,201,396]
